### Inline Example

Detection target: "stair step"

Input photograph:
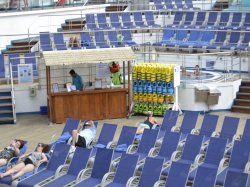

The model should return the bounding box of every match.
[0,103,12,107]
[234,99,250,106]
[0,96,12,100]
[236,93,250,100]
[0,110,13,114]
[0,117,14,121]
[241,81,250,87]
[232,106,250,114]
[239,86,250,93]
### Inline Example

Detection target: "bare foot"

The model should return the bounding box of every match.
[0,173,4,178]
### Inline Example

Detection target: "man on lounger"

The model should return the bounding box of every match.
[71,120,96,149]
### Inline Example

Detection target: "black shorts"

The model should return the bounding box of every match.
[24,157,33,165]
[75,135,86,148]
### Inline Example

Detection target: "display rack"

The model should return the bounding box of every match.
[132,63,175,116]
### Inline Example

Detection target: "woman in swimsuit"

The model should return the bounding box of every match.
[136,111,159,134]
[0,143,48,180]
[0,139,24,167]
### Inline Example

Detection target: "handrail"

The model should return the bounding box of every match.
[9,62,16,124]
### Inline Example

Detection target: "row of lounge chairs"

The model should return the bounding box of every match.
[1,112,249,186]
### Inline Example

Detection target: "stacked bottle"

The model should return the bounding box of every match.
[132,63,175,116]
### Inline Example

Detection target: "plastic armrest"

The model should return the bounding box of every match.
[77,168,92,181]
[244,162,250,173]
[126,176,140,187]
[107,141,117,149]
[233,134,241,141]
[191,128,200,135]
[153,179,165,187]
[100,172,115,187]
[171,150,182,161]
[6,157,19,168]
[194,153,205,166]
[50,133,57,144]
[148,147,160,157]
[126,144,138,154]
[55,164,69,177]
[218,158,229,172]
[171,126,180,132]
[35,161,48,172]
[211,131,220,137]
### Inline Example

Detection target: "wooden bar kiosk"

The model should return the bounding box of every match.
[43,48,135,124]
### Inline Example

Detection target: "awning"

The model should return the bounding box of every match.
[43,47,136,66]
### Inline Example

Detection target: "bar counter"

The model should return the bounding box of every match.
[48,88,128,123]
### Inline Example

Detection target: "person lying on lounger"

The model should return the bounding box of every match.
[0,143,49,180]
[0,139,25,167]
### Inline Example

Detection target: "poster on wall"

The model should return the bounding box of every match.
[96,63,111,79]
[174,65,180,88]
[18,64,33,84]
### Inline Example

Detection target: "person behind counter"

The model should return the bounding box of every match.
[69,69,83,91]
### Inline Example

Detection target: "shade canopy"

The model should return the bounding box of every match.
[43,47,136,66]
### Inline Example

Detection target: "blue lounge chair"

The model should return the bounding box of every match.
[184,0,194,9]
[0,55,5,78]
[216,140,250,186]
[226,12,242,30]
[97,13,110,29]
[157,109,179,139]
[107,31,125,48]
[8,54,20,77]
[121,30,137,46]
[163,162,190,187]
[133,12,147,28]
[24,53,38,76]
[72,148,113,187]
[94,31,110,48]
[236,32,250,51]
[206,12,218,28]
[15,144,70,187]
[145,11,161,28]
[224,170,249,187]
[242,13,250,29]
[101,153,139,187]
[192,30,215,49]
[165,29,188,48]
[126,157,164,187]
[53,33,67,51]
[189,137,228,180]
[206,31,227,50]
[40,147,91,187]
[86,14,98,30]
[241,119,250,141]
[192,166,218,187]
[174,111,199,140]
[217,116,240,143]
[110,126,137,161]
[153,28,175,46]
[110,13,122,29]
[167,11,184,28]
[128,129,159,161]
[121,12,135,29]
[182,12,195,27]
[174,0,184,9]
[90,123,117,157]
[193,11,206,28]
[195,114,219,141]
[152,131,181,162]
[164,0,174,10]
[179,30,202,48]
[153,0,165,10]
[216,12,230,29]
[221,31,241,51]
[162,134,204,176]
[79,32,96,49]
[39,32,53,51]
